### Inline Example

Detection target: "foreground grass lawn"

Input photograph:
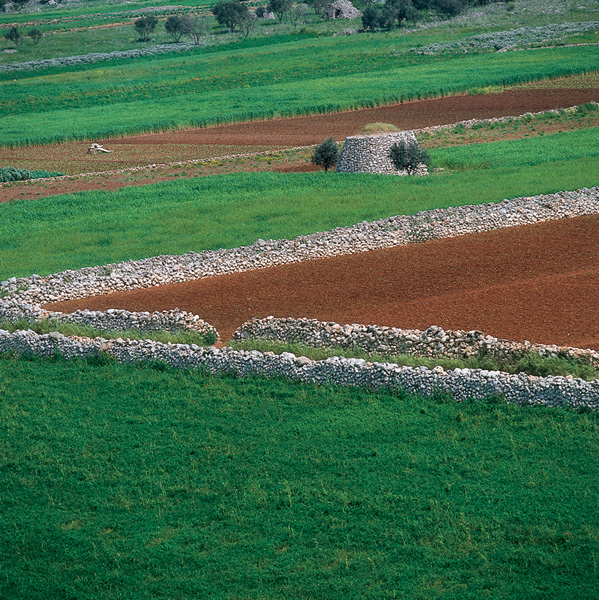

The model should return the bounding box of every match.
[0,356,598,599]
[1,126,599,280]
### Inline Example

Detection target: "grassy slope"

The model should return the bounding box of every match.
[1,356,597,599]
[1,127,598,280]
[2,44,599,146]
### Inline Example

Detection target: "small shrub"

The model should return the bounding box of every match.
[576,102,599,115]
[27,28,42,44]
[0,167,62,183]
[311,137,339,172]
[4,26,21,48]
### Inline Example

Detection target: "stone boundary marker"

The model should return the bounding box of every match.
[1,328,597,410]
[233,317,599,369]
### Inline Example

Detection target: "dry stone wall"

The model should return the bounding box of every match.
[2,187,599,408]
[57,308,217,338]
[1,328,597,410]
[234,317,599,368]
[336,131,427,175]
[2,187,598,310]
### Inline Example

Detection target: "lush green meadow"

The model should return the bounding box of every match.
[1,355,597,599]
[1,126,598,280]
[2,43,599,146]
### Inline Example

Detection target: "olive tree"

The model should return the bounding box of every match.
[212,0,250,32]
[134,16,158,42]
[311,137,339,172]
[165,16,185,42]
[181,15,209,44]
[267,0,293,22]
[388,139,430,175]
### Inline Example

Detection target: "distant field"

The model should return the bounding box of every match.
[1,127,598,280]
[2,43,598,147]
[1,356,597,600]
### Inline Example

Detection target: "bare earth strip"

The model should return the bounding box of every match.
[47,214,599,350]
[115,88,599,147]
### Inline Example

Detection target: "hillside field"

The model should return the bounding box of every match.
[1,0,599,597]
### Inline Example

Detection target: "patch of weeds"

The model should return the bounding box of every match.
[0,319,216,346]
[576,102,599,115]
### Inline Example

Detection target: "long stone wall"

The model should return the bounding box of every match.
[2,187,599,409]
[233,317,599,368]
[1,328,597,409]
[3,187,598,310]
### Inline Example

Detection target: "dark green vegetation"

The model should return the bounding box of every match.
[1,355,597,599]
[0,165,62,182]
[311,137,339,172]
[2,43,599,147]
[0,318,217,345]
[1,126,597,279]
[231,340,599,381]
[389,138,431,174]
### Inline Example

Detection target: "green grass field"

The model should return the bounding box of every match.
[1,355,597,599]
[2,43,598,146]
[2,127,597,280]
[2,3,599,595]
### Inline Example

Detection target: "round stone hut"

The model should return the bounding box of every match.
[336,130,427,175]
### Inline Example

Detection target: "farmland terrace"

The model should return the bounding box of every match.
[46,213,599,349]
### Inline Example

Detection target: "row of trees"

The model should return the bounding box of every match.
[212,0,314,34]
[211,0,307,36]
[134,15,208,44]
[3,26,42,47]
[133,0,506,44]
[362,0,508,30]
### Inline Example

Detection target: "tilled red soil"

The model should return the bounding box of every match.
[117,88,599,147]
[47,215,599,350]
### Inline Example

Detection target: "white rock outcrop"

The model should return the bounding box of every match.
[325,0,361,20]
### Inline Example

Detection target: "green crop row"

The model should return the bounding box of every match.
[2,44,598,147]
[1,127,597,280]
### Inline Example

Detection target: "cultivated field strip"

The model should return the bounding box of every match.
[3,102,594,185]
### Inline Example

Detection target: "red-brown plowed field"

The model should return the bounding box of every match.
[47,215,599,350]
[117,89,599,147]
